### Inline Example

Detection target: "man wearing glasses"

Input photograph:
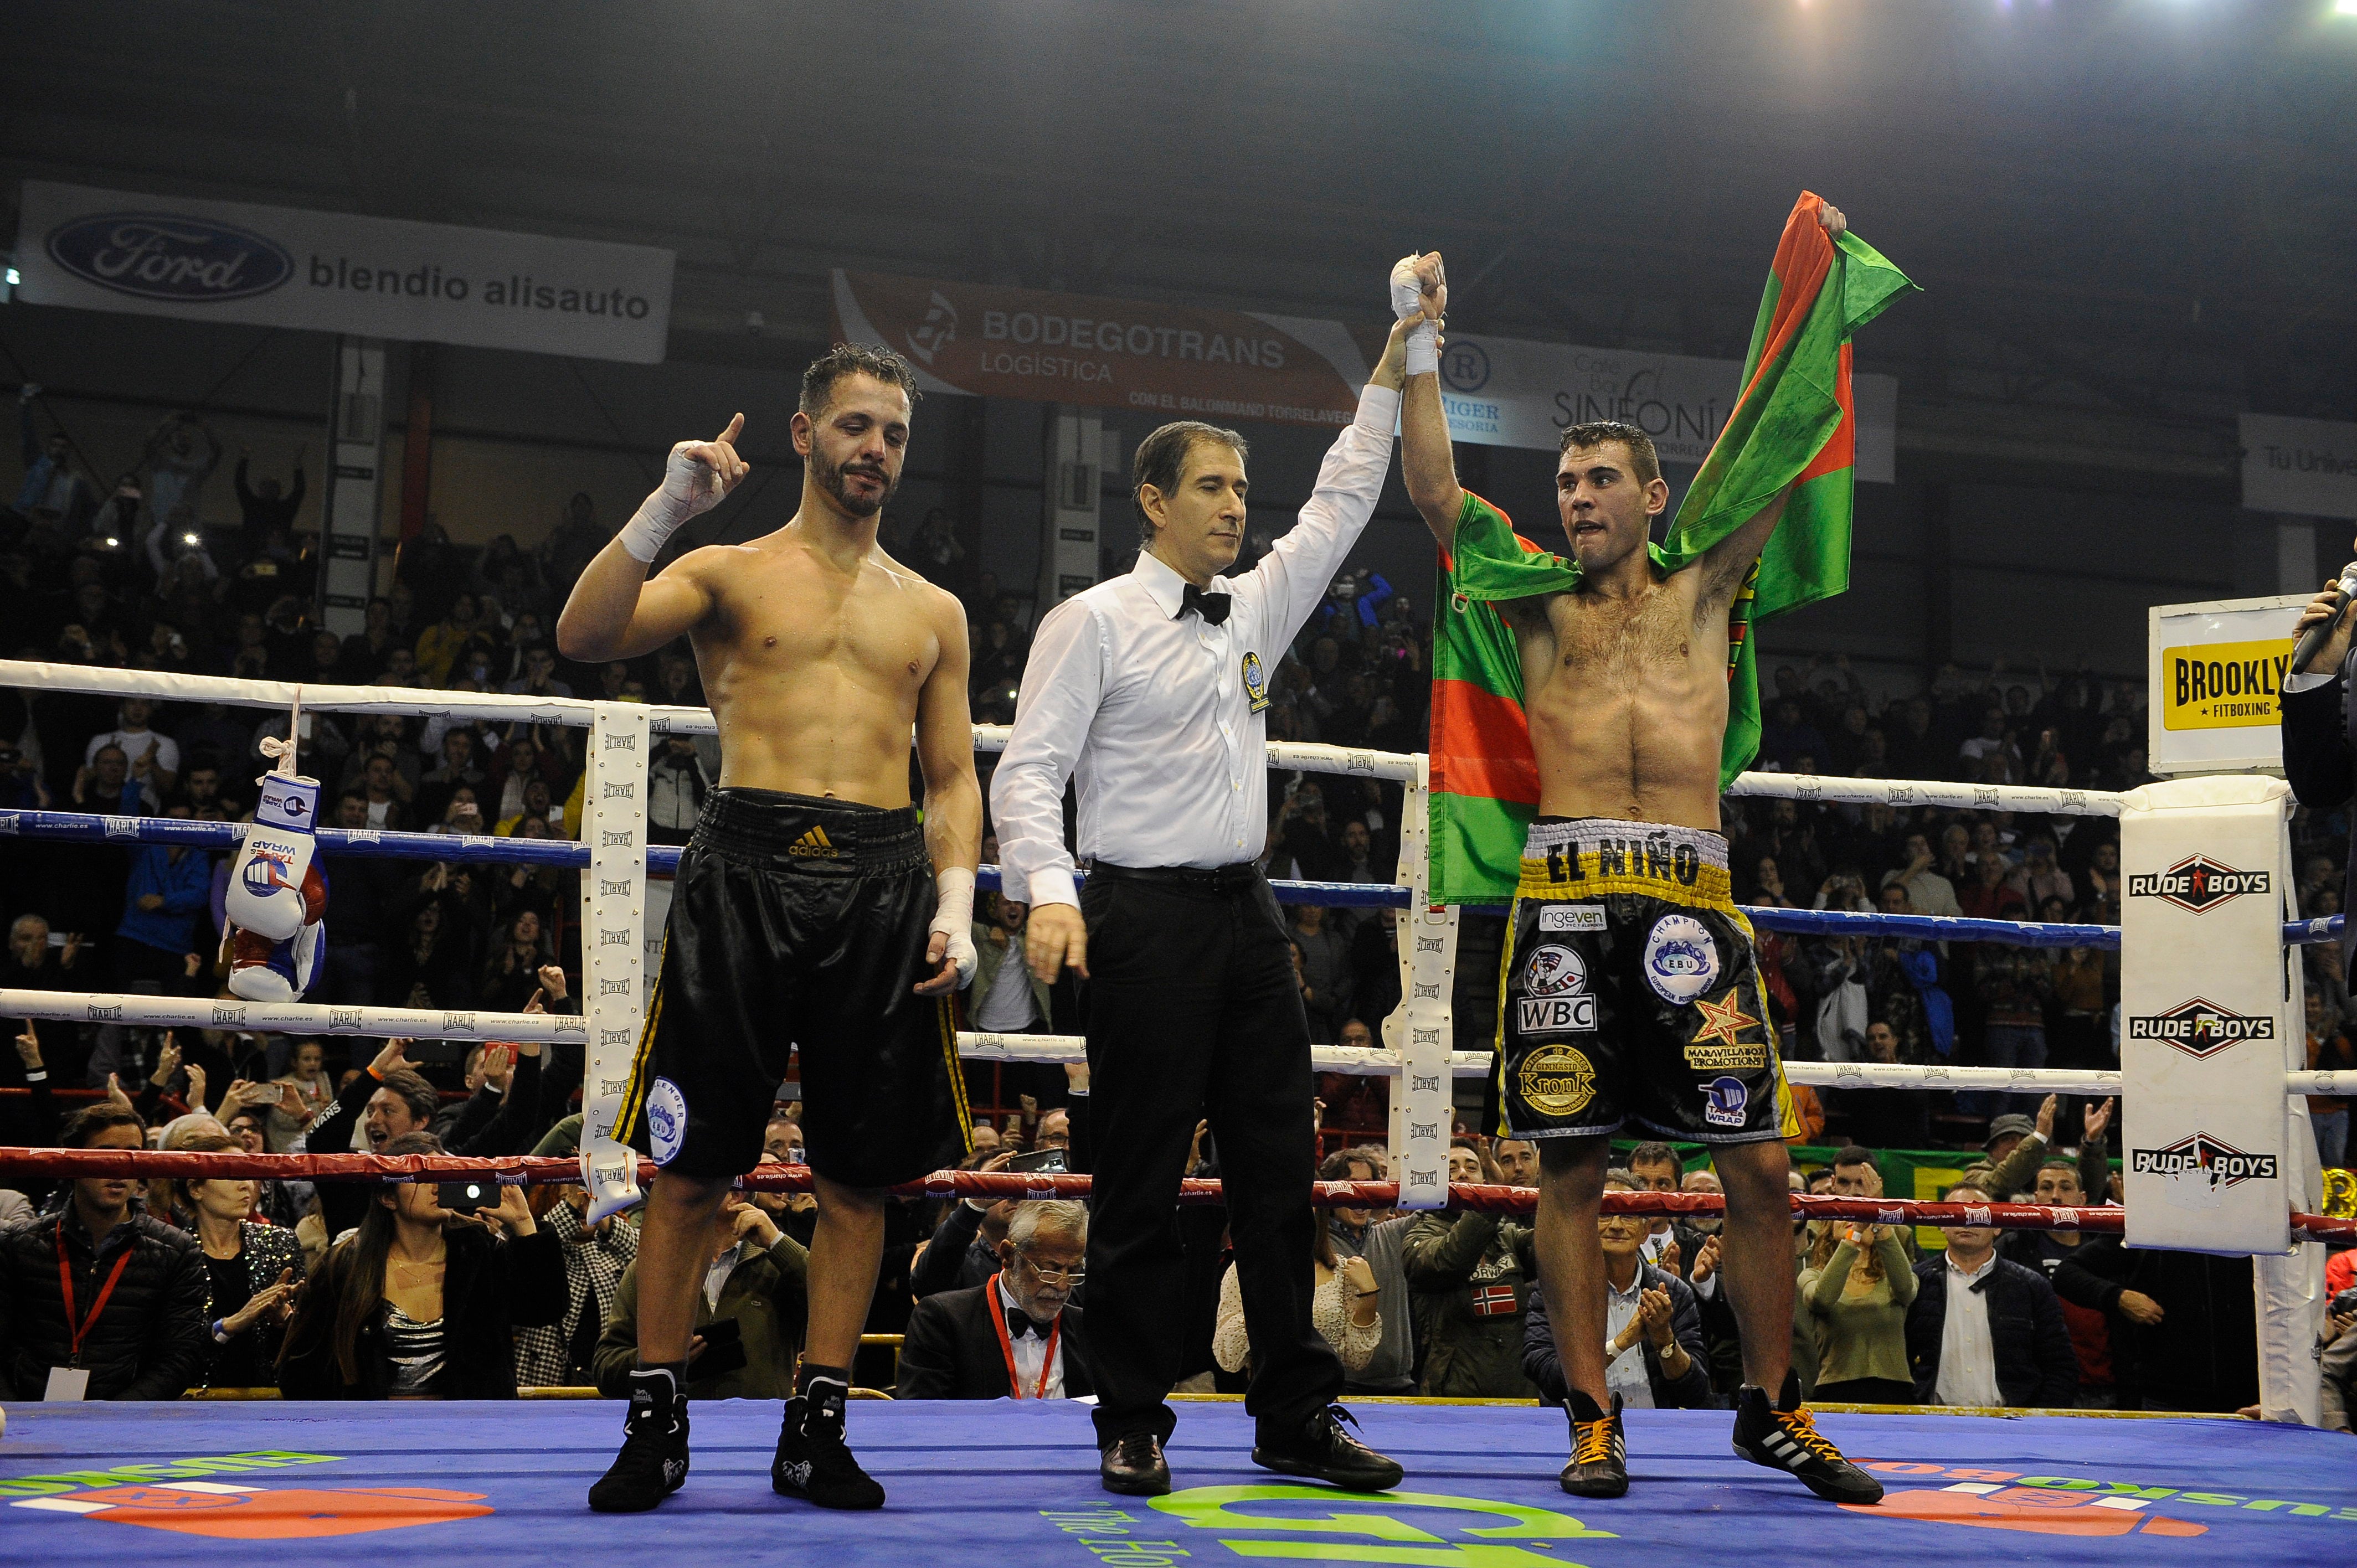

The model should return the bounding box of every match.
[897,1201,1095,1400]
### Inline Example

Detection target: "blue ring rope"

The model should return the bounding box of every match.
[0,807,2215,948]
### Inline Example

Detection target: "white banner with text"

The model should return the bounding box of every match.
[1435,332,1897,481]
[2241,412,2357,520]
[14,180,675,363]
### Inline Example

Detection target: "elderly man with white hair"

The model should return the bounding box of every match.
[897,1200,1094,1400]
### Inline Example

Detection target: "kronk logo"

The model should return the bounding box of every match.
[2126,854,2269,914]
[2124,997,2273,1059]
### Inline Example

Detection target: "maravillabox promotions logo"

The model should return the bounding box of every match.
[2126,854,2269,915]
[47,213,294,302]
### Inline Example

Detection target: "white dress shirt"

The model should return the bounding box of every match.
[1602,1271,1654,1410]
[1934,1249,2002,1407]
[992,384,1399,909]
[996,1274,1067,1399]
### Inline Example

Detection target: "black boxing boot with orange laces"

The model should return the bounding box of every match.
[1558,1389,1628,1498]
[1730,1373,1882,1504]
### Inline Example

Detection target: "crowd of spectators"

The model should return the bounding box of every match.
[3,389,2350,1426]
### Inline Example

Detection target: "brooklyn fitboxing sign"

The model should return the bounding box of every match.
[14,180,675,364]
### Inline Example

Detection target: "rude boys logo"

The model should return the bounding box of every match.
[2124,998,2274,1059]
[2126,854,2269,915]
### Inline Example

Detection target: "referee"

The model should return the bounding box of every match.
[993,262,1437,1497]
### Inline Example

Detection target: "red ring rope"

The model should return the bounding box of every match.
[6,1145,2348,1240]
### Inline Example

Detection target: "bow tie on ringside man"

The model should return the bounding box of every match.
[1006,1302,1056,1339]
[1177,584,1232,626]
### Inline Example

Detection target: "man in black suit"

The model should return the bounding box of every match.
[897,1200,1093,1400]
[1905,1183,2078,1408]
[2284,567,2357,953]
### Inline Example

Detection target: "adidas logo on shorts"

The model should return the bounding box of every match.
[788,825,838,858]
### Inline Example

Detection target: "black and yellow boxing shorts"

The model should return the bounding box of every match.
[1494,817,1796,1145]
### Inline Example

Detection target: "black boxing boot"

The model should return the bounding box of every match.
[1730,1373,1883,1504]
[1558,1389,1628,1499]
[773,1366,886,1509]
[588,1364,691,1513]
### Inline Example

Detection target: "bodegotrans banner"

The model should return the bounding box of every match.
[830,270,1368,427]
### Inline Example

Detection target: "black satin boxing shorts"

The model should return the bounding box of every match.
[1493,816,1798,1146]
[614,788,972,1184]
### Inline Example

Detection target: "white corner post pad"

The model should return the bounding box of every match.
[931,865,978,990]
[1383,752,1459,1209]
[2119,772,2320,1420]
[2118,773,2297,1255]
[580,700,651,1224]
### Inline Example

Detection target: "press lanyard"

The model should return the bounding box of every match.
[58,1224,133,1369]
[986,1272,1059,1401]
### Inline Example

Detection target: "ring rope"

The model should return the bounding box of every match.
[15,985,2344,1095]
[1,660,2130,811]
[1,808,2136,940]
[2,1147,2343,1240]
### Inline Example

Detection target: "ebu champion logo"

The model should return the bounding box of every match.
[48,213,293,302]
[2126,854,2269,915]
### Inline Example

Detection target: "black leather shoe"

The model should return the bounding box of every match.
[1252,1405,1403,1492]
[1558,1390,1628,1498]
[1100,1433,1171,1497]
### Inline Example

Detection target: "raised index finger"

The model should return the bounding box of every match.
[716,411,744,447]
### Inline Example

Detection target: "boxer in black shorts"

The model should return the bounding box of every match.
[615,788,969,1185]
[561,348,982,1517]
[1495,817,1797,1145]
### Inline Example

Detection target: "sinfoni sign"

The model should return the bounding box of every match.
[16,180,675,363]
[1434,331,1898,481]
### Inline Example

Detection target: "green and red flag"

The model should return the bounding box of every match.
[1427,192,1918,905]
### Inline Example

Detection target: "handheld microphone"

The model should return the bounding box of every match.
[2291,561,2357,677]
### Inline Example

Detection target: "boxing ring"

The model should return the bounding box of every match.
[2,658,2353,1566]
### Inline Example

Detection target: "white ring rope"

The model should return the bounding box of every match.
[1,660,2126,808]
[6,987,2319,1098]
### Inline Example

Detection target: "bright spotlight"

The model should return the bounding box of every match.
[2337,0,2357,16]
[3,267,17,287]
[182,532,200,546]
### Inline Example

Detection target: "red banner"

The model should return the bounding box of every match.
[829,269,1367,427]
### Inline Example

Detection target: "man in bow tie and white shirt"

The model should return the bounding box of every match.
[896,1200,1094,1400]
[992,256,1442,1497]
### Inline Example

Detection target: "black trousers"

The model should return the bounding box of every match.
[1078,863,1341,1447]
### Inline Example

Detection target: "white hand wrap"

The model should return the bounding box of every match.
[1391,254,1438,377]
[930,866,978,990]
[618,443,712,564]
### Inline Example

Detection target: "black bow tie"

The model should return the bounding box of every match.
[1179,584,1232,627]
[1006,1303,1054,1339]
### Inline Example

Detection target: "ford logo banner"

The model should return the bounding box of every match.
[47,213,293,302]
